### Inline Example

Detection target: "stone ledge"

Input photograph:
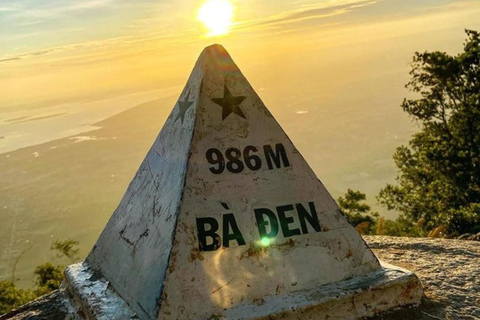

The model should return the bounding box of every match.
[63,262,138,320]
[62,261,422,320]
[224,262,423,320]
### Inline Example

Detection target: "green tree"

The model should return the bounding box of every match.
[0,281,35,315]
[375,216,425,237]
[51,239,80,263]
[338,189,379,234]
[33,263,64,296]
[0,239,80,315]
[378,30,480,235]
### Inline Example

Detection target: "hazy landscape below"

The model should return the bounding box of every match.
[0,98,174,287]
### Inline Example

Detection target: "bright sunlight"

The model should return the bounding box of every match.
[197,0,234,36]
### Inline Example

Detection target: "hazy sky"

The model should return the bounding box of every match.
[1,0,479,111]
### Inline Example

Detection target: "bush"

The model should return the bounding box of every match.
[0,281,35,315]
[338,189,379,235]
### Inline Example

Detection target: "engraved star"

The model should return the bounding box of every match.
[211,84,246,121]
[175,88,194,124]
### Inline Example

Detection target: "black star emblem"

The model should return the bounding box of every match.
[211,84,246,121]
[175,88,194,124]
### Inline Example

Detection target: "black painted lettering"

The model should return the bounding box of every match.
[277,205,301,237]
[243,146,262,170]
[225,148,244,173]
[206,148,225,174]
[254,208,279,238]
[264,143,290,170]
[222,213,246,247]
[196,217,221,252]
[296,202,321,234]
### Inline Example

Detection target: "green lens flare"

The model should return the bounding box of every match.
[260,237,271,247]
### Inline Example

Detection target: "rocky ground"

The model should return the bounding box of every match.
[367,236,480,320]
[1,236,479,320]
[0,291,68,320]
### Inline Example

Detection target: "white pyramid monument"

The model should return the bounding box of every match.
[64,45,423,320]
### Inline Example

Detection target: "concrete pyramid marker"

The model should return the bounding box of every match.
[64,45,423,320]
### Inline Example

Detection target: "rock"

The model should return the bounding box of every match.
[457,233,471,240]
[0,291,69,320]
[366,235,480,320]
[468,233,480,241]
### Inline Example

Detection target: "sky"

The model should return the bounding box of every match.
[1,0,479,112]
[1,0,480,208]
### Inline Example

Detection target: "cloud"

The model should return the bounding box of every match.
[0,0,378,64]
[0,57,21,63]
[7,0,114,20]
[0,7,19,12]
[0,29,192,65]
[234,0,379,32]
[0,47,63,64]
[265,1,377,25]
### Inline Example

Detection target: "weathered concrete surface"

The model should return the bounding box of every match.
[84,45,202,320]
[65,44,420,319]
[60,262,420,320]
[63,263,137,320]
[222,263,422,320]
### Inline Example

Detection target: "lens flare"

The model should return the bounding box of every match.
[260,237,271,247]
[197,0,234,36]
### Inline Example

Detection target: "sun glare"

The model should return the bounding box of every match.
[197,0,234,36]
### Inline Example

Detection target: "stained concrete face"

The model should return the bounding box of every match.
[157,45,381,319]
[85,45,390,320]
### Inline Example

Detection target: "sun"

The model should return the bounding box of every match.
[197,0,234,37]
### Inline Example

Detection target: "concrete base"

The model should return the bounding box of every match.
[63,263,137,320]
[64,261,422,320]
[225,261,423,320]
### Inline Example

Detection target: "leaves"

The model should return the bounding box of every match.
[378,29,480,235]
[0,239,79,315]
[338,189,378,235]
[33,263,64,296]
[51,239,80,263]
[0,281,36,315]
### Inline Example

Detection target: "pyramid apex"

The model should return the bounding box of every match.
[197,43,236,69]
[204,43,226,50]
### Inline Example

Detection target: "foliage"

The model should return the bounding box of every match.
[375,216,425,237]
[378,29,480,235]
[338,189,379,234]
[51,239,80,263]
[0,239,80,315]
[33,263,64,296]
[0,281,36,315]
